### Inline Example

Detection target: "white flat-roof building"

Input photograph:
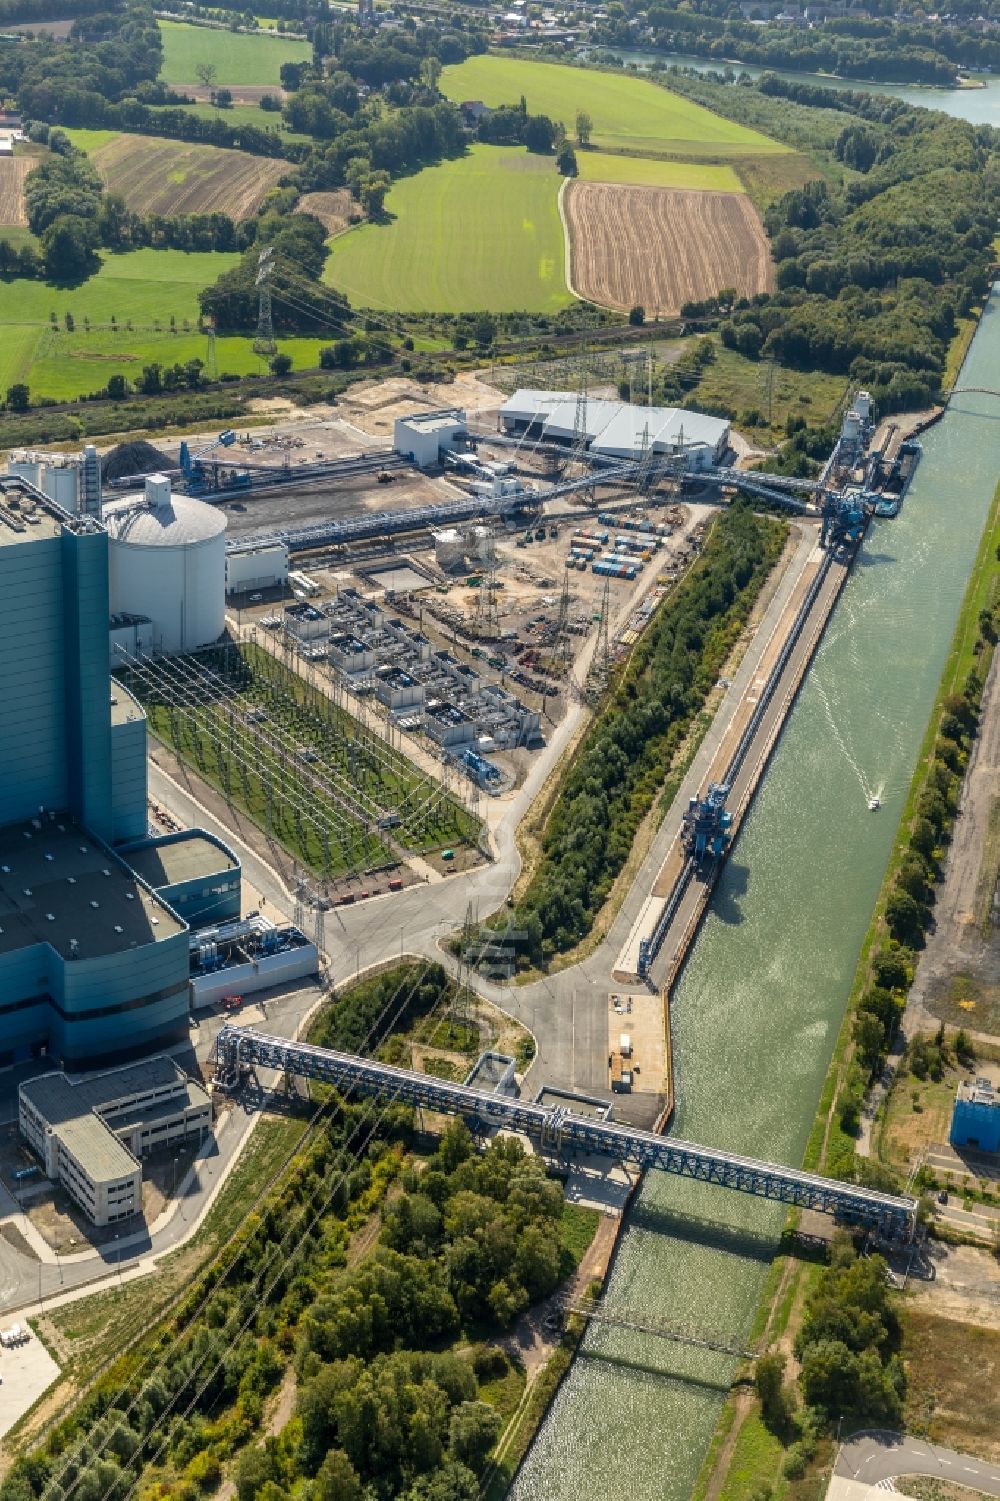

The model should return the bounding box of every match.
[394,409,467,469]
[19,1056,212,1227]
[499,390,730,470]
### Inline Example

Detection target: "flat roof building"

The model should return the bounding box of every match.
[394,409,467,469]
[950,1077,1000,1154]
[19,1055,211,1226]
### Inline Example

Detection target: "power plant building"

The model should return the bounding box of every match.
[0,474,240,1069]
[499,391,730,470]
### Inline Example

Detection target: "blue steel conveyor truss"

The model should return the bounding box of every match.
[214,1026,917,1240]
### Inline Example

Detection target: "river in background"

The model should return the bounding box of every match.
[510,298,1000,1501]
[582,46,1000,127]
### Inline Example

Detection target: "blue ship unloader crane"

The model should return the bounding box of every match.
[179,429,248,495]
[820,489,869,551]
[682,782,733,869]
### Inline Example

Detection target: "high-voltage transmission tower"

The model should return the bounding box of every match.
[253,245,277,360]
[553,570,573,675]
[586,577,613,703]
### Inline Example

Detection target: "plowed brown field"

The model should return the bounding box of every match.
[88,133,286,219]
[565,181,774,315]
[298,189,358,237]
[0,154,33,226]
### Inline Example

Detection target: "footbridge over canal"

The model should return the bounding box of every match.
[215,1026,917,1240]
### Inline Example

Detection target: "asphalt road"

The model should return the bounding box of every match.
[838,1433,1000,1495]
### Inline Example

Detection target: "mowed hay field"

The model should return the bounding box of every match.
[67,130,287,218]
[441,56,789,159]
[158,19,310,87]
[565,182,774,314]
[323,146,571,313]
[0,153,33,226]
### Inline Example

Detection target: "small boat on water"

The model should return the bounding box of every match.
[868,795,881,811]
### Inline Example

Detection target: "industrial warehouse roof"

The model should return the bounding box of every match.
[500,390,730,458]
[0,816,184,961]
[103,493,227,547]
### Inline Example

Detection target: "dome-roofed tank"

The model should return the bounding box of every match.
[104,476,227,654]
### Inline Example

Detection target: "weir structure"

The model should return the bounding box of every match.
[213,1025,917,1239]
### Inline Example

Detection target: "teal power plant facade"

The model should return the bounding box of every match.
[0,477,240,1069]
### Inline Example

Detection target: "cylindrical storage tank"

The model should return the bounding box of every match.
[104,484,227,654]
[471,524,495,565]
[433,528,465,572]
[7,457,40,487]
[43,462,80,512]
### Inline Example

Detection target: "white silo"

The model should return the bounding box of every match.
[43,460,80,512]
[7,455,41,487]
[103,475,227,653]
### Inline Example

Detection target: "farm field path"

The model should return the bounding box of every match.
[323,145,572,313]
[566,181,774,314]
[441,55,790,158]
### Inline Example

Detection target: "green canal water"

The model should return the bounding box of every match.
[510,294,1000,1501]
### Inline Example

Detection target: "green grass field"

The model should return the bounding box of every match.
[0,247,251,397]
[60,127,119,153]
[441,57,789,159]
[575,151,743,192]
[158,19,310,86]
[323,145,571,313]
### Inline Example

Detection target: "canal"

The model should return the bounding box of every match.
[510,298,1000,1501]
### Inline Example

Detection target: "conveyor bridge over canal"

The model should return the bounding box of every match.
[215,1026,916,1239]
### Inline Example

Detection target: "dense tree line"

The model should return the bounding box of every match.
[662,71,1000,415]
[756,1232,905,1483]
[198,205,349,333]
[0,2,162,122]
[594,0,1000,84]
[481,505,786,966]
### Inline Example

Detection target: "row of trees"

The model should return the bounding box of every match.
[757,1232,905,1481]
[480,505,786,965]
[1,129,253,281]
